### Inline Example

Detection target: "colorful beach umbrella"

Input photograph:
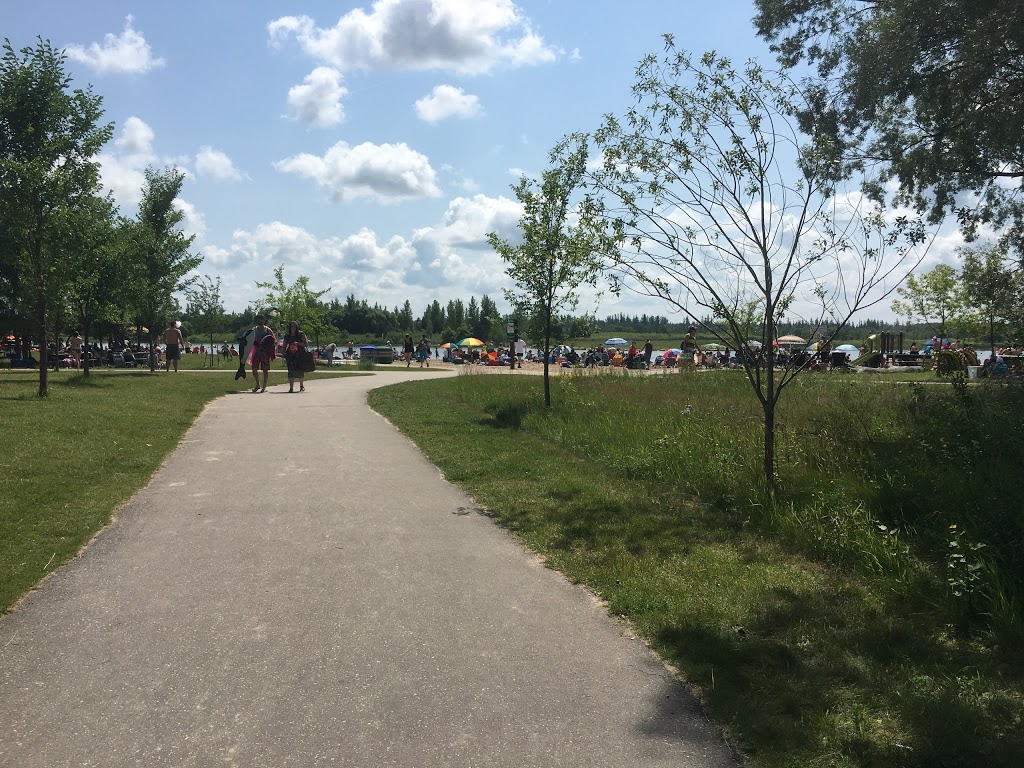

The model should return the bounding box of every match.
[456,337,485,347]
[776,334,806,345]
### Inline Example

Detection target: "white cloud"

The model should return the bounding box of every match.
[174,198,207,241]
[286,67,348,127]
[64,16,165,75]
[275,141,442,204]
[100,117,157,206]
[414,194,521,247]
[195,146,243,181]
[115,116,155,159]
[415,84,483,123]
[268,0,557,75]
[408,194,522,290]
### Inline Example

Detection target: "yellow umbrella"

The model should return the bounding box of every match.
[456,337,485,347]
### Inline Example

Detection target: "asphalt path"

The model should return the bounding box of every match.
[0,371,735,768]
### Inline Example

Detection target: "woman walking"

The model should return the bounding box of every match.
[284,320,308,393]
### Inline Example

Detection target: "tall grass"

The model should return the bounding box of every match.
[452,368,1024,633]
[373,371,1024,767]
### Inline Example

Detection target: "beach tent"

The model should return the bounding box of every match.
[603,337,628,346]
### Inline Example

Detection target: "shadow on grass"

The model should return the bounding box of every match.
[652,581,1024,768]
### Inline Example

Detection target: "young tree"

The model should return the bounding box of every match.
[590,43,927,490]
[128,166,200,371]
[254,265,329,343]
[0,38,113,395]
[890,263,966,339]
[754,0,1024,257]
[184,276,225,368]
[488,133,602,407]
[960,244,1020,357]
[61,193,125,376]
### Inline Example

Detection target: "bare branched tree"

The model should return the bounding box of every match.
[591,40,929,490]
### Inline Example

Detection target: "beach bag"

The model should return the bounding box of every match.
[302,349,316,372]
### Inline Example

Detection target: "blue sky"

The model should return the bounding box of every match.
[6,1,953,321]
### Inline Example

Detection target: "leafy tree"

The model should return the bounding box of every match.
[476,294,502,342]
[488,133,601,407]
[427,300,445,335]
[754,0,1024,256]
[960,244,1021,356]
[61,193,125,375]
[184,276,225,368]
[590,43,926,490]
[128,166,200,371]
[397,299,414,332]
[254,265,329,343]
[0,38,113,394]
[446,299,465,331]
[890,263,965,338]
[465,296,480,335]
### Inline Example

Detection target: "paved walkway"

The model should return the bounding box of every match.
[0,372,735,768]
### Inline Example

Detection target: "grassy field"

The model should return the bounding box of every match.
[369,369,1024,768]
[0,366,359,611]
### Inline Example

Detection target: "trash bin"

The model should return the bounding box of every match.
[967,365,980,379]
[373,346,394,364]
[359,345,375,362]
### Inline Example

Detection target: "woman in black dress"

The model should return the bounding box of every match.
[283,320,308,393]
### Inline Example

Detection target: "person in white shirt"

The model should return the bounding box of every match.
[514,337,526,369]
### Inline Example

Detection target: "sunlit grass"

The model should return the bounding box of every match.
[370,371,1024,768]
[0,367,357,610]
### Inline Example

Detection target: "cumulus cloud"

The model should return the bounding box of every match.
[415,84,483,123]
[414,194,521,247]
[100,117,158,206]
[275,140,442,204]
[115,116,155,159]
[174,198,207,241]
[287,67,348,127]
[407,194,522,290]
[64,15,165,75]
[203,193,526,310]
[268,0,557,75]
[195,146,243,181]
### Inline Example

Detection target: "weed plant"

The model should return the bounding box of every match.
[371,370,1024,767]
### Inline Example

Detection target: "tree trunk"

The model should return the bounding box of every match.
[763,399,776,497]
[543,307,552,408]
[83,317,91,377]
[149,329,157,372]
[37,308,49,398]
[763,340,777,495]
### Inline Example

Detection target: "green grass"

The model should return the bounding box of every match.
[369,371,1024,768]
[0,366,358,611]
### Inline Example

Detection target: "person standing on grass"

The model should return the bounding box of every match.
[403,334,415,367]
[163,321,184,373]
[283,320,308,393]
[69,331,83,369]
[250,314,275,393]
[681,326,700,368]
